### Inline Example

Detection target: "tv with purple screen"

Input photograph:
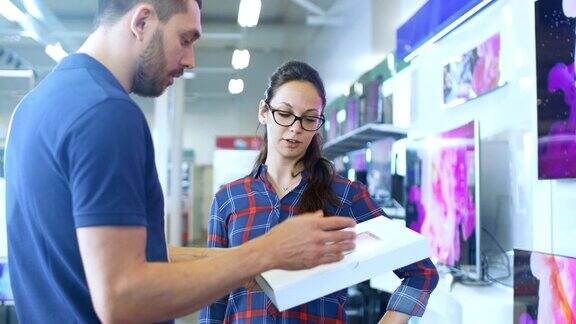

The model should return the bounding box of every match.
[348,149,367,185]
[443,33,501,109]
[536,0,576,179]
[405,120,481,279]
[514,249,576,324]
[0,260,13,301]
[346,97,360,134]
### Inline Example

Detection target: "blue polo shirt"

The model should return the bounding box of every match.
[5,54,169,323]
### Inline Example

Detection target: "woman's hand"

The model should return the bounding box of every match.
[378,311,411,324]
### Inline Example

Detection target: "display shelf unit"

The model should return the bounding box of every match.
[323,123,408,159]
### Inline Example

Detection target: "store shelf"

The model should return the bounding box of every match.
[323,123,408,159]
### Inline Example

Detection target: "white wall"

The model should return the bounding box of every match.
[306,0,376,101]
[182,97,261,165]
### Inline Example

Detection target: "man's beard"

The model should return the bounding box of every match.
[132,30,169,97]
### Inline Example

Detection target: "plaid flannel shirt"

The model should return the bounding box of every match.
[199,164,438,323]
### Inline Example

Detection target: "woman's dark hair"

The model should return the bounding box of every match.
[254,61,340,214]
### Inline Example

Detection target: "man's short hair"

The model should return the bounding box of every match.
[96,0,202,26]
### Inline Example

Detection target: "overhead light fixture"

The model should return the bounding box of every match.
[232,49,250,70]
[403,0,494,62]
[228,79,244,94]
[183,71,196,79]
[343,86,350,97]
[0,69,34,78]
[238,0,261,27]
[22,0,44,21]
[45,42,68,62]
[353,82,363,96]
[386,52,395,73]
[0,0,27,23]
[336,109,346,123]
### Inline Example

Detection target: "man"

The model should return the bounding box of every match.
[5,0,357,322]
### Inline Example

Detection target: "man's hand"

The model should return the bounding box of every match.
[251,210,357,271]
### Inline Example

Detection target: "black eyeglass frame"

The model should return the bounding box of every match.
[265,103,326,132]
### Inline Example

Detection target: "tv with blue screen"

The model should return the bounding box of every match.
[405,120,481,279]
[0,260,13,302]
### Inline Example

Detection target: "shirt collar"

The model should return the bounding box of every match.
[54,53,127,94]
[252,162,310,181]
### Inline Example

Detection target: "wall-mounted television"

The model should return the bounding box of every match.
[443,33,502,109]
[0,260,13,302]
[514,249,576,323]
[405,120,481,279]
[536,0,576,179]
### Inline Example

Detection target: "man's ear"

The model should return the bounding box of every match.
[130,4,155,41]
[258,100,268,124]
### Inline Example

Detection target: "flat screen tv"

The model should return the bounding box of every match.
[536,0,576,179]
[346,97,360,134]
[443,33,502,109]
[405,120,481,279]
[0,260,13,302]
[367,138,395,205]
[365,77,384,124]
[327,110,338,142]
[514,249,576,324]
[348,149,367,185]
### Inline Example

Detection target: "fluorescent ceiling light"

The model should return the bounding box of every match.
[22,0,44,21]
[228,79,244,94]
[353,82,363,96]
[45,42,68,62]
[0,0,27,23]
[336,109,346,123]
[386,52,395,73]
[183,71,196,79]
[404,0,495,62]
[0,69,34,78]
[238,0,261,27]
[232,49,250,70]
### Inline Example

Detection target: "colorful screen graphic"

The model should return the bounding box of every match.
[405,121,479,276]
[536,0,576,179]
[514,249,576,324]
[443,33,501,108]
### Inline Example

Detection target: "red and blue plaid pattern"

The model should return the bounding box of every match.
[199,164,438,323]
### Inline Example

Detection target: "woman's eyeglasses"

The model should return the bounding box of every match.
[265,103,325,132]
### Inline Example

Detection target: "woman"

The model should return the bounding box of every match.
[199,61,438,324]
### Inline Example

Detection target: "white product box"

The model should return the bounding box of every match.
[255,216,430,311]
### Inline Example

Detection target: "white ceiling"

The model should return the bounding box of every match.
[0,0,339,106]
